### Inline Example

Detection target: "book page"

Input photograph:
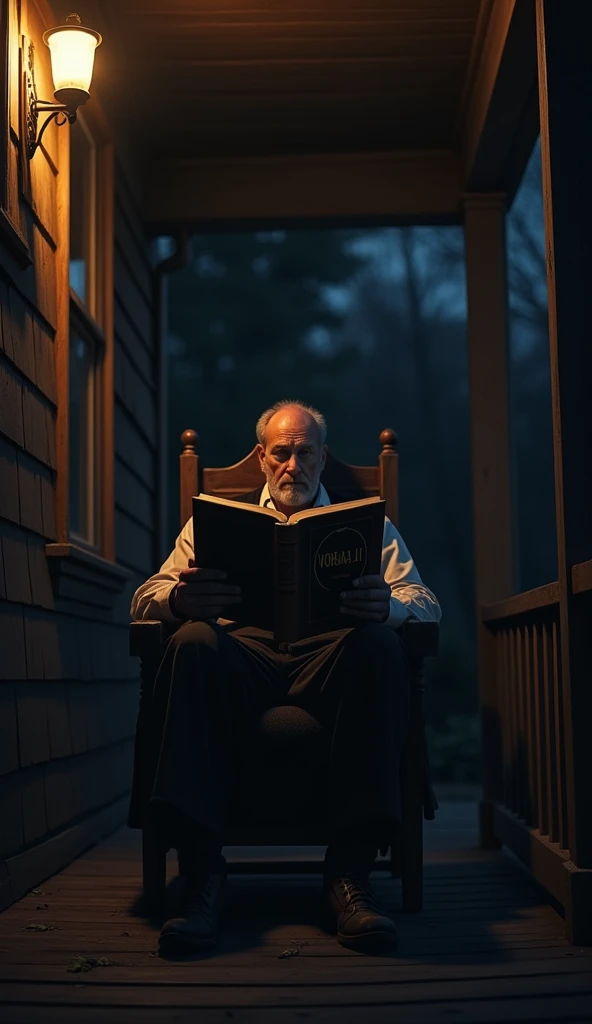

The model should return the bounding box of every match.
[287,495,383,524]
[195,492,287,522]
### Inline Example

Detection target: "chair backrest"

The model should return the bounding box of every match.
[179,427,399,528]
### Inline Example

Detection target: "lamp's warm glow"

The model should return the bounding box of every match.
[43,21,102,99]
[27,14,102,157]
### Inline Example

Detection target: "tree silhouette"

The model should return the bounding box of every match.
[164,144,552,780]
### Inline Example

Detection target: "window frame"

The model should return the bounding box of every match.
[0,0,9,211]
[0,0,32,266]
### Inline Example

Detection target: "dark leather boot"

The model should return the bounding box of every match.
[159,861,226,954]
[322,870,398,952]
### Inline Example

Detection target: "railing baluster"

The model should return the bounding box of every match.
[533,622,546,834]
[509,627,520,815]
[515,625,526,820]
[525,624,537,827]
[500,630,511,808]
[544,622,559,843]
[504,628,513,812]
[521,625,531,822]
[551,621,568,849]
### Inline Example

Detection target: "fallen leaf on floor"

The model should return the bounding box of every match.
[29,889,49,896]
[120,931,131,937]
[35,904,49,910]
[25,923,57,932]
[67,956,122,973]
[277,940,308,960]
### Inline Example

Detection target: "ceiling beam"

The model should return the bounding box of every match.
[458,0,539,199]
[144,149,462,231]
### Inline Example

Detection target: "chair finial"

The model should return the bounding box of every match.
[379,428,397,451]
[180,429,198,453]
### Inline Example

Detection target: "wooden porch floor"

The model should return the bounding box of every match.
[1,801,592,1023]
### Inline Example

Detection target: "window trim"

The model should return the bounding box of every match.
[54,99,116,564]
[45,540,131,612]
[0,0,32,267]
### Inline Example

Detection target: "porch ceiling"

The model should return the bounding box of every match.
[49,0,537,226]
[63,0,483,160]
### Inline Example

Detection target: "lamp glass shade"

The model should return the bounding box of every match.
[46,28,99,96]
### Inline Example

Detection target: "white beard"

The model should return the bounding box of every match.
[267,478,317,509]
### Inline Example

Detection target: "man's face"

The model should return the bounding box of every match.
[257,409,327,509]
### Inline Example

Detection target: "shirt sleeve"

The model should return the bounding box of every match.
[381,517,442,630]
[130,518,195,624]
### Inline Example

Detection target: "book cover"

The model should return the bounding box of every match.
[192,494,386,640]
[274,497,385,640]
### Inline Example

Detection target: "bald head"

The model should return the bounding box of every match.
[256,400,327,448]
[266,405,322,446]
[256,401,328,513]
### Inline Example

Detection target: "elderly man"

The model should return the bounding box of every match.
[131,400,440,955]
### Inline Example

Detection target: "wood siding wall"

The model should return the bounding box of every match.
[0,2,157,909]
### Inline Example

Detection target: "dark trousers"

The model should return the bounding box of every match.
[148,620,411,848]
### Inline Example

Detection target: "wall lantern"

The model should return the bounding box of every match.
[25,13,102,158]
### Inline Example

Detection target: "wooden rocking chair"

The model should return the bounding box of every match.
[129,428,439,916]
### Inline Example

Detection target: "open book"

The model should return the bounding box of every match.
[193,493,386,641]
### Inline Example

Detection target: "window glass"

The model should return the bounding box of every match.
[152,235,175,264]
[69,329,98,544]
[69,117,97,316]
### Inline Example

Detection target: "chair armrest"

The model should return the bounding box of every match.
[129,620,168,659]
[398,619,439,659]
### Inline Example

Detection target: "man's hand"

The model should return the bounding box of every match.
[339,575,391,623]
[172,566,242,621]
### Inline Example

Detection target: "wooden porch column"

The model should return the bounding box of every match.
[463,195,514,848]
[536,0,592,941]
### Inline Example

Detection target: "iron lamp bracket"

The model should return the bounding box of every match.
[24,40,81,159]
[28,102,76,158]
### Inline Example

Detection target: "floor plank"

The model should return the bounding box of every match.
[1,801,591,1023]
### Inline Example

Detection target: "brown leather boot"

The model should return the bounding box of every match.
[322,870,398,952]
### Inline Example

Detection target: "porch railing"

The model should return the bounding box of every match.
[481,561,592,942]
[482,584,567,845]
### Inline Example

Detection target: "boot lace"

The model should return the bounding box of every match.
[338,872,381,911]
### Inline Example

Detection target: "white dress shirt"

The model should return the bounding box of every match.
[130,482,441,630]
